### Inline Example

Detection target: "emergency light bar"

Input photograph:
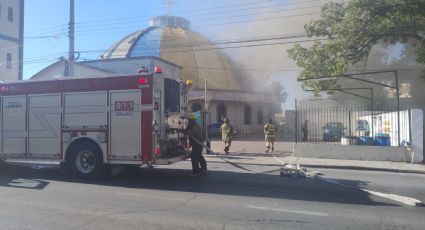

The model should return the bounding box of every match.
[154,66,162,74]
[138,78,148,84]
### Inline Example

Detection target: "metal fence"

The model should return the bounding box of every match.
[295,107,412,147]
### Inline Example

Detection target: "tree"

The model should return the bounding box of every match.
[287,0,425,92]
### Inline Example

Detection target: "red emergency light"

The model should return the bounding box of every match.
[154,66,162,74]
[138,78,148,84]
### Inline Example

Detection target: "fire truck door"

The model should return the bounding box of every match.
[28,94,61,159]
[109,90,141,160]
[1,96,26,158]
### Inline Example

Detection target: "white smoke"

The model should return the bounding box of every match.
[188,0,333,109]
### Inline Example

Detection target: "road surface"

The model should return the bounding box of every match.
[0,160,424,230]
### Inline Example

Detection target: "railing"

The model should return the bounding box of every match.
[294,107,412,147]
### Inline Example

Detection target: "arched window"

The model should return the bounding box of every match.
[217,104,227,123]
[257,106,264,124]
[191,102,202,112]
[244,105,252,125]
[6,53,12,69]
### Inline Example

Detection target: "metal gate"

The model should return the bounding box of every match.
[295,107,412,147]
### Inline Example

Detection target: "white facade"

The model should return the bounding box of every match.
[0,0,23,81]
[188,90,280,135]
[31,56,181,81]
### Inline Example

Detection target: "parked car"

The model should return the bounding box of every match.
[322,122,346,141]
[207,123,221,137]
[207,123,239,138]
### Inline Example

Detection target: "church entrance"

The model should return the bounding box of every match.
[217,103,227,124]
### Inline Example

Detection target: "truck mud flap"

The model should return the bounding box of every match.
[153,152,191,165]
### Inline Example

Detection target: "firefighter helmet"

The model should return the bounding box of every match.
[187,113,196,120]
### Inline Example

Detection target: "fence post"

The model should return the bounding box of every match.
[295,99,298,143]
[348,110,352,137]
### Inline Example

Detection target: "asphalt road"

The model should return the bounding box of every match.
[0,160,424,230]
[319,168,425,204]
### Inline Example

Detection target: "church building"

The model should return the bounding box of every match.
[31,15,281,135]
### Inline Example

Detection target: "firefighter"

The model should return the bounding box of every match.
[220,118,233,154]
[183,113,207,176]
[302,120,308,141]
[264,118,278,152]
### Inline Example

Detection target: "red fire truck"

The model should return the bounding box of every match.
[0,72,191,177]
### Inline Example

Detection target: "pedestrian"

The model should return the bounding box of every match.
[220,118,233,154]
[264,118,278,152]
[183,113,207,176]
[302,120,308,141]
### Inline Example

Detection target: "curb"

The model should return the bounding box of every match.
[301,164,425,175]
[205,157,425,175]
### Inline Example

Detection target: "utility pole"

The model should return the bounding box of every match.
[68,0,75,76]
[204,78,211,153]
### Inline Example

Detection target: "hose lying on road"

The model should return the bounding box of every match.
[189,135,311,176]
[190,136,260,174]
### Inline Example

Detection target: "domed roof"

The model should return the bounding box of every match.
[102,16,242,91]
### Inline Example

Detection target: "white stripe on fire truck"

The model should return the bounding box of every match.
[140,104,153,111]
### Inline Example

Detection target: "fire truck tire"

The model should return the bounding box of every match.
[68,142,105,178]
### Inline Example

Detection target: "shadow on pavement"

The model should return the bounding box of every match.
[0,162,398,207]
[0,164,50,190]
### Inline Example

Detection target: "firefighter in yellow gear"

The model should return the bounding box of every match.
[264,118,278,152]
[220,118,233,154]
[182,113,207,176]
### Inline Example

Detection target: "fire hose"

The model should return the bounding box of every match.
[187,135,310,176]
[189,135,260,174]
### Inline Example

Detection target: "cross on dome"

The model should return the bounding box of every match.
[164,0,176,15]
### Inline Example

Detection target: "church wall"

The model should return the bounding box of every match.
[83,58,180,80]
[0,39,19,82]
[32,62,112,80]
[189,100,279,136]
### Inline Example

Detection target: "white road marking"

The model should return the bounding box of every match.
[272,155,286,165]
[246,205,329,217]
[116,192,187,202]
[319,177,424,207]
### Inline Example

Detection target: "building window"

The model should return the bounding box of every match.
[6,53,12,69]
[191,103,202,112]
[8,7,13,22]
[217,104,227,123]
[257,106,264,124]
[0,4,2,18]
[244,105,252,125]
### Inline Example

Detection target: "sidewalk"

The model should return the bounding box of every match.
[207,135,425,174]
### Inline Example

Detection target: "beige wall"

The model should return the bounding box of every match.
[0,0,21,37]
[32,62,112,80]
[190,100,276,135]
[32,58,180,81]
[0,0,23,82]
[83,58,180,80]
[0,39,19,82]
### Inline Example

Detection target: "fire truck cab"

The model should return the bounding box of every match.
[0,73,191,177]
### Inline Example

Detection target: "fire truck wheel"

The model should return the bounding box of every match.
[69,142,104,178]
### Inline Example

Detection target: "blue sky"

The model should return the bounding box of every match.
[24,0,203,78]
[24,0,317,108]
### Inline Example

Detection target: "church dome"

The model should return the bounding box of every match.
[102,15,242,91]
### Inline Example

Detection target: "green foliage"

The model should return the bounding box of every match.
[288,0,425,92]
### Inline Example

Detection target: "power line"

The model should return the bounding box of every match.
[73,11,321,37]
[24,0,283,36]
[73,4,321,34]
[74,0,282,26]
[73,0,319,32]
[80,38,325,56]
